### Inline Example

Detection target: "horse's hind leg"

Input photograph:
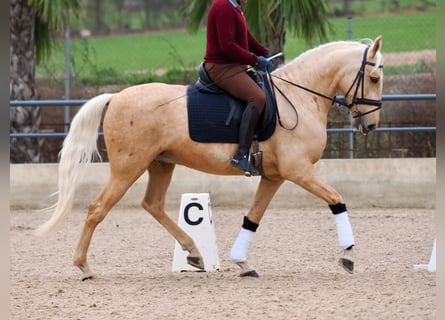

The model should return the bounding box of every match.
[141,161,204,270]
[74,173,141,280]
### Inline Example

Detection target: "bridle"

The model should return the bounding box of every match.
[270,46,384,119]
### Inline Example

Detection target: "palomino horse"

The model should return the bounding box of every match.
[35,36,384,280]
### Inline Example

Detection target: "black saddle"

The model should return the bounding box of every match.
[187,63,277,144]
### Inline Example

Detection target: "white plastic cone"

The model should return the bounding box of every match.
[172,193,220,272]
[413,238,436,272]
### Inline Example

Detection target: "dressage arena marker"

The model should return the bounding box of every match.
[413,238,436,272]
[172,193,220,272]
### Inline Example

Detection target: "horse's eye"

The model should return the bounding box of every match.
[370,76,379,84]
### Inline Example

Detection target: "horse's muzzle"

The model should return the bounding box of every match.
[352,116,378,134]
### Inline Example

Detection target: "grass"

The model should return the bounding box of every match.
[328,0,435,14]
[284,11,436,58]
[37,11,435,84]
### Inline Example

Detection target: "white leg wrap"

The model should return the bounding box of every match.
[230,228,254,263]
[335,211,355,249]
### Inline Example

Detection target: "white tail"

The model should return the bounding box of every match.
[34,93,113,237]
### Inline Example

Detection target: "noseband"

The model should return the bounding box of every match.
[270,45,384,119]
[342,46,384,118]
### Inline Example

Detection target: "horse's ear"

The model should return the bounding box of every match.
[369,35,382,59]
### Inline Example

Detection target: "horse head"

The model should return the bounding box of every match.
[343,35,384,134]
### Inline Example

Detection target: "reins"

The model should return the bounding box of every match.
[269,46,384,119]
[158,45,383,127]
[266,72,299,130]
[157,53,285,108]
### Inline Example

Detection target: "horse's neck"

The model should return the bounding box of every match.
[272,43,361,118]
[271,55,337,120]
[275,46,350,96]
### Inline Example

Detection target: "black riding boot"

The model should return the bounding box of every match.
[231,104,261,176]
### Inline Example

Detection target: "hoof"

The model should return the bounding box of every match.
[236,261,259,278]
[81,274,94,281]
[339,257,354,274]
[187,255,204,270]
[240,270,259,278]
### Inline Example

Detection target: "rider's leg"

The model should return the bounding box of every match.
[230,104,261,176]
[204,63,266,175]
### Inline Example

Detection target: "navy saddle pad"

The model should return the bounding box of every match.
[186,72,277,144]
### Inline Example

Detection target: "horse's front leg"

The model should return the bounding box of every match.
[230,177,284,277]
[293,165,355,273]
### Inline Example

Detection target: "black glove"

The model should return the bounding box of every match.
[256,56,273,72]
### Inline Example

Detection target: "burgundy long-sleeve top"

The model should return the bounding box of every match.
[204,0,269,66]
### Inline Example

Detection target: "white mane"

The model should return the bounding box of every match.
[274,38,383,75]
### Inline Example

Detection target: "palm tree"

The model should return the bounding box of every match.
[10,0,80,163]
[183,0,332,65]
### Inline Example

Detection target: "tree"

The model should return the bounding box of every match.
[342,0,352,16]
[183,0,332,66]
[10,0,80,163]
[93,0,107,34]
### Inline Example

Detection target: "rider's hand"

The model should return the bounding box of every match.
[255,56,273,72]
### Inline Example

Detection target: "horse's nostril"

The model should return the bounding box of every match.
[367,124,377,131]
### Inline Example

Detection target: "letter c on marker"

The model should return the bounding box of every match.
[184,202,204,225]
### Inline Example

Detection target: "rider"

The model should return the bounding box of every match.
[203,0,273,176]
